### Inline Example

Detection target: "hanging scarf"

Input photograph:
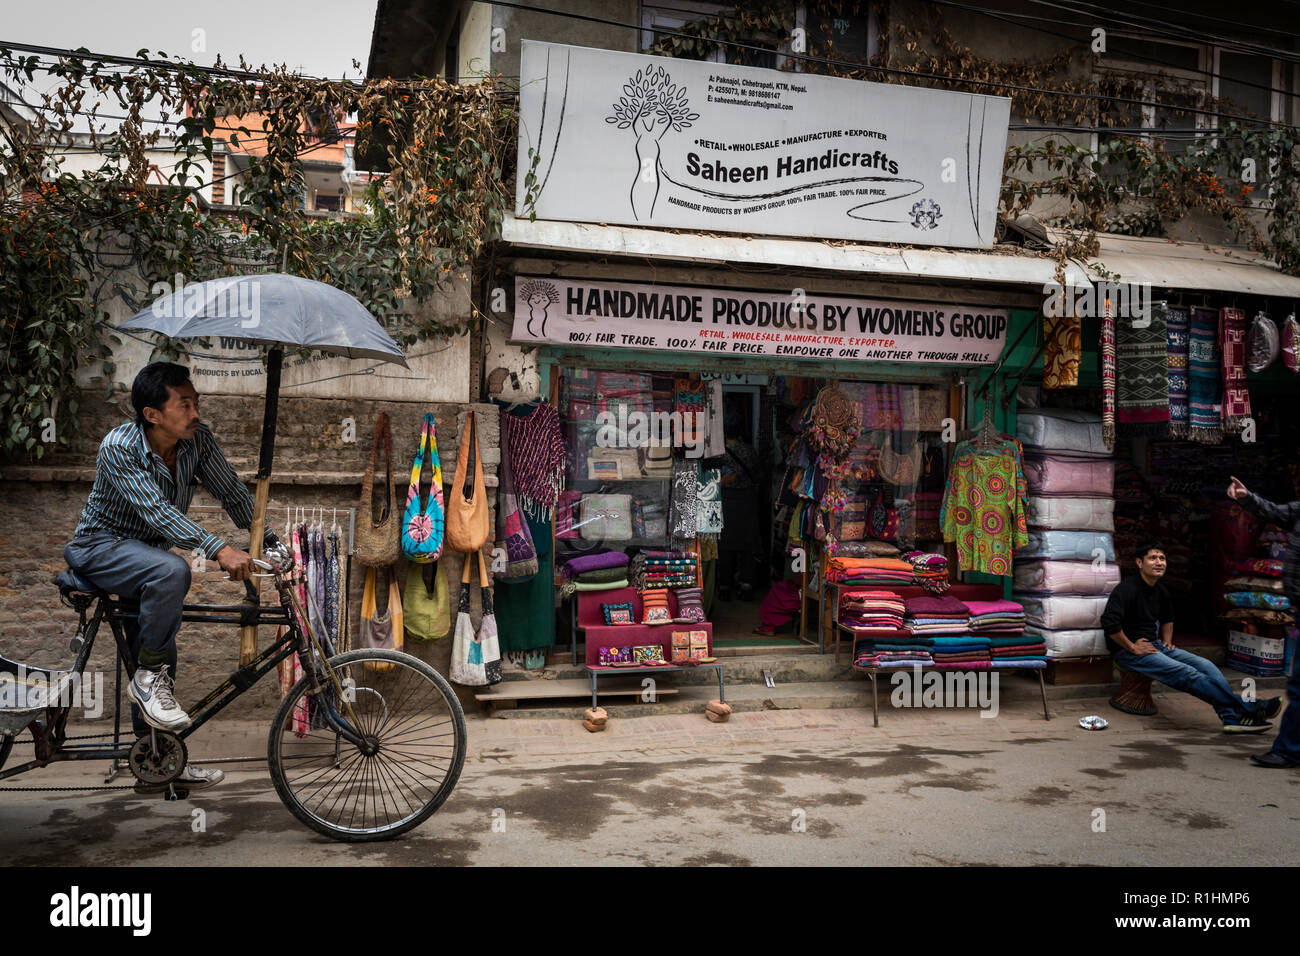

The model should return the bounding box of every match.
[696,466,723,536]
[1043,310,1081,389]
[501,401,565,519]
[495,406,538,578]
[669,457,698,546]
[1219,307,1252,433]
[1188,307,1223,444]
[1116,300,1170,426]
[1166,306,1190,438]
[1101,300,1117,448]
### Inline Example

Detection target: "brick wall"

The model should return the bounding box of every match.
[0,389,502,721]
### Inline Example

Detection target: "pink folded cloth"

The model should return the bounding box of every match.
[904,595,970,616]
[962,599,1026,616]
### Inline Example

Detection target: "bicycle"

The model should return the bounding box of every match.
[0,540,467,843]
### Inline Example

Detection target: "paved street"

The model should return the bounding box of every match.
[1,691,1296,866]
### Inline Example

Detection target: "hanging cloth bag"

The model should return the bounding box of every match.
[493,407,538,580]
[402,558,451,642]
[446,409,490,554]
[450,558,487,685]
[401,412,446,562]
[476,551,503,685]
[356,413,401,567]
[359,566,403,671]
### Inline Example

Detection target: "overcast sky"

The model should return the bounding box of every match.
[4,0,378,79]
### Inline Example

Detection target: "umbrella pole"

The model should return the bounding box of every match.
[241,347,284,666]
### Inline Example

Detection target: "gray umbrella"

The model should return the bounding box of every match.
[119,272,409,663]
[120,273,410,364]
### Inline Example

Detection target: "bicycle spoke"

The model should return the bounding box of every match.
[373,748,441,802]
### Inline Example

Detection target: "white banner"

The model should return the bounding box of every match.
[513,277,1009,365]
[517,41,1011,249]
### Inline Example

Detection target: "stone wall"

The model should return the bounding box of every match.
[0,389,502,721]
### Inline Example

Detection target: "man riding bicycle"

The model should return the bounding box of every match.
[63,362,277,793]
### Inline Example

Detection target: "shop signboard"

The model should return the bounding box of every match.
[517,40,1011,249]
[512,276,1009,365]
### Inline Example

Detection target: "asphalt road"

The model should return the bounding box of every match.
[0,694,1296,866]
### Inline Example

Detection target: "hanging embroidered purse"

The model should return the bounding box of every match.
[401,413,445,562]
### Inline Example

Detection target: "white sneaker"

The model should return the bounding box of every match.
[126,666,192,732]
[134,763,224,794]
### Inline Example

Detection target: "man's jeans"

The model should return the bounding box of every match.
[64,533,190,736]
[1114,641,1261,722]
[1268,646,1300,763]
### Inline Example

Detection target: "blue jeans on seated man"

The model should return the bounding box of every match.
[1114,640,1263,722]
[64,532,190,737]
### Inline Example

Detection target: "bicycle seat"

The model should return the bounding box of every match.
[53,567,106,596]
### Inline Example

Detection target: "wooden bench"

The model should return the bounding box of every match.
[1108,662,1157,716]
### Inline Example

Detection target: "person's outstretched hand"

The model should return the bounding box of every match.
[1227,475,1248,501]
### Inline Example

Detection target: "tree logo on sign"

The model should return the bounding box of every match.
[605,64,700,220]
[518,279,560,338]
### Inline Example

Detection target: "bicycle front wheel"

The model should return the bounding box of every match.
[267,648,467,842]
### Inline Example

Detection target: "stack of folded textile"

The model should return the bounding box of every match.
[929,635,993,668]
[841,590,936,668]
[857,648,935,668]
[987,635,1048,666]
[826,556,916,586]
[630,549,698,589]
[559,551,630,598]
[839,590,908,633]
[902,595,971,636]
[900,551,951,594]
[964,599,1027,637]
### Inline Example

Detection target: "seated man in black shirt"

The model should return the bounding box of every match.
[1102,542,1280,733]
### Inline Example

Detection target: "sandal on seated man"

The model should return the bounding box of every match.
[63,363,279,792]
[1101,541,1280,734]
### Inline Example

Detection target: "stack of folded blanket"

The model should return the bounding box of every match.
[630,549,698,589]
[559,551,630,598]
[900,551,951,594]
[928,635,993,668]
[856,648,935,668]
[987,635,1048,666]
[964,599,1027,637]
[839,589,908,633]
[826,557,916,586]
[902,595,971,636]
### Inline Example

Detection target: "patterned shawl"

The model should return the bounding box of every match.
[669,457,698,546]
[1220,307,1252,432]
[1166,306,1190,438]
[1116,300,1170,425]
[1043,311,1081,389]
[696,466,722,536]
[1188,307,1223,444]
[502,401,566,518]
[1101,300,1117,448]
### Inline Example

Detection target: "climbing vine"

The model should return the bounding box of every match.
[0,47,518,462]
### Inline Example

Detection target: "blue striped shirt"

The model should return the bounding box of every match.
[73,421,273,559]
